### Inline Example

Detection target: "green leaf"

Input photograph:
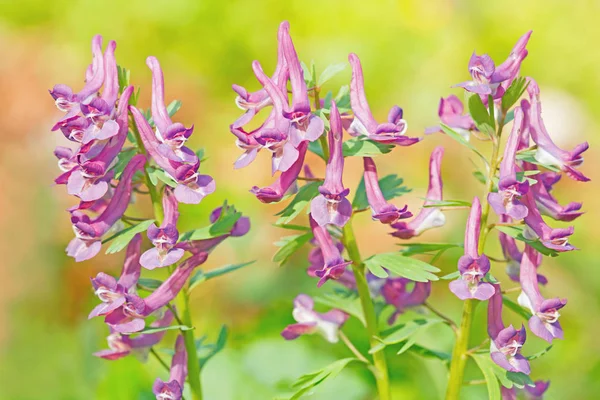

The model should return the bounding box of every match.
[370,318,442,353]
[110,148,136,179]
[406,343,451,362]
[273,223,311,232]
[343,137,394,157]
[440,271,461,280]
[365,262,388,278]
[398,243,461,257]
[188,261,255,292]
[473,170,487,184]
[147,167,178,188]
[502,77,529,112]
[502,295,533,320]
[199,325,228,368]
[103,219,155,254]
[422,199,472,208]
[137,278,163,291]
[117,65,131,93]
[471,353,502,400]
[307,140,326,161]
[352,174,411,211]
[364,253,440,282]
[272,233,313,267]
[468,94,495,136]
[314,293,366,326]
[179,204,242,241]
[275,182,321,224]
[136,324,194,335]
[284,358,358,400]
[334,85,351,111]
[148,100,182,127]
[527,345,553,360]
[317,63,347,86]
[515,170,539,185]
[494,225,558,257]
[515,150,561,173]
[440,123,489,168]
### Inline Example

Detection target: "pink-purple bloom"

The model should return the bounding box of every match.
[518,246,567,343]
[67,154,146,262]
[487,284,530,374]
[310,101,352,227]
[502,381,550,400]
[348,53,420,146]
[449,197,495,301]
[140,189,185,270]
[488,106,529,220]
[153,335,187,400]
[363,157,412,225]
[281,294,348,343]
[425,95,476,139]
[391,147,446,239]
[309,215,352,287]
[381,279,430,324]
[523,82,590,182]
[531,172,583,222]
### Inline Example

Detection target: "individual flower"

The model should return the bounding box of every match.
[523,82,590,182]
[251,141,308,203]
[307,241,356,290]
[381,279,430,324]
[89,234,142,319]
[310,101,352,227]
[140,189,185,270]
[280,25,324,147]
[454,31,532,97]
[49,35,105,129]
[449,196,495,300]
[487,284,530,374]
[67,154,146,262]
[488,106,529,220]
[518,246,567,343]
[501,381,550,400]
[308,215,352,287]
[281,294,348,343]
[153,335,187,400]
[130,105,215,204]
[105,252,207,334]
[391,147,446,238]
[231,21,289,132]
[425,95,476,139]
[348,53,420,146]
[93,310,174,360]
[363,157,412,224]
[531,172,583,222]
[521,191,575,252]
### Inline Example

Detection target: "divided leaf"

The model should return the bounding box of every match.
[276,182,321,224]
[317,63,347,86]
[179,204,242,241]
[398,243,462,257]
[364,252,440,282]
[272,233,313,267]
[343,138,394,157]
[282,358,358,400]
[370,318,442,353]
[468,94,495,136]
[103,219,155,254]
[502,77,529,112]
[471,353,502,400]
[495,225,558,257]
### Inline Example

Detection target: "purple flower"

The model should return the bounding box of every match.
[140,189,185,270]
[363,157,412,225]
[391,147,446,239]
[251,141,308,203]
[309,215,352,287]
[231,21,289,132]
[50,35,105,129]
[281,294,348,343]
[281,25,324,147]
[523,82,590,182]
[487,284,530,374]
[348,53,420,146]
[518,246,567,343]
[454,31,532,96]
[310,102,352,227]
[104,252,207,334]
[502,382,549,400]
[488,106,529,220]
[130,105,216,204]
[531,172,583,222]
[153,335,187,400]
[381,279,430,324]
[89,234,142,319]
[209,206,251,237]
[67,154,146,262]
[521,190,575,252]
[425,95,476,138]
[306,240,357,290]
[94,310,174,360]
[449,197,495,301]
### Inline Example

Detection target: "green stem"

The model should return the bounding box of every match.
[445,112,505,400]
[130,111,201,399]
[313,86,330,161]
[342,218,391,400]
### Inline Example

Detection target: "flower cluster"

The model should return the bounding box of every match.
[51,36,248,400]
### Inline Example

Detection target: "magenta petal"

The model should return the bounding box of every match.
[66,238,102,262]
[88,296,125,319]
[93,349,131,360]
[174,175,216,204]
[281,322,317,340]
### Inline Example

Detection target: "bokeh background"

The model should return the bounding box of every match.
[1,0,599,399]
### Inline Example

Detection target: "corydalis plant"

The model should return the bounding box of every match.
[231,24,588,400]
[51,36,251,400]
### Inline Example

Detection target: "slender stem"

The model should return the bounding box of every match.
[150,347,171,372]
[297,177,324,182]
[130,111,201,399]
[424,302,457,333]
[340,331,370,364]
[313,87,330,161]
[445,111,506,400]
[342,218,391,400]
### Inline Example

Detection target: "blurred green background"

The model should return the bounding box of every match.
[1,0,599,399]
